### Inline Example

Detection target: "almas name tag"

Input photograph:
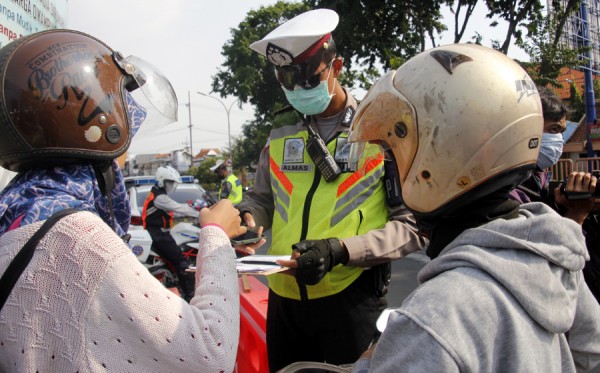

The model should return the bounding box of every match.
[280,164,312,172]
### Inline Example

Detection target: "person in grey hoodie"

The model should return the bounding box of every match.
[347,43,600,372]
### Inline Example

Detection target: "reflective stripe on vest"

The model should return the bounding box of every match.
[218,174,243,205]
[267,127,388,300]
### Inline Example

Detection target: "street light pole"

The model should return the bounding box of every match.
[187,90,194,168]
[198,92,239,164]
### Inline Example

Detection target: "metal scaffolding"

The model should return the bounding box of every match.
[558,0,599,155]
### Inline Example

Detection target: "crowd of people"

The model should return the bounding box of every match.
[0,7,599,373]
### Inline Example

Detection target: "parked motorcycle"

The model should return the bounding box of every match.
[128,221,201,292]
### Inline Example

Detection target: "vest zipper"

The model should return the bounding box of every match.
[300,167,322,241]
[297,163,323,302]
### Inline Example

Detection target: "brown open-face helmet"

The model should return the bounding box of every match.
[0,29,177,171]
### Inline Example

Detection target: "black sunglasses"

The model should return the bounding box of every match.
[275,60,333,91]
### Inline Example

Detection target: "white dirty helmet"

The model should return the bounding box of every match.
[349,44,543,217]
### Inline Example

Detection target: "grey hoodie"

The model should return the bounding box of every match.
[353,202,600,372]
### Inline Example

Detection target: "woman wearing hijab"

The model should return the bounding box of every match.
[0,29,257,372]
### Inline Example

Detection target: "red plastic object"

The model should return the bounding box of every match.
[235,276,270,373]
[130,215,143,226]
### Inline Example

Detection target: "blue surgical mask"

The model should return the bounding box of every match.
[283,68,334,115]
[537,132,564,170]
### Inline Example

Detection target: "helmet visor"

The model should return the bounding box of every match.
[113,53,178,138]
[347,70,419,185]
[348,141,392,172]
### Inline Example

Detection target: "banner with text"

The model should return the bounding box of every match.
[0,0,67,48]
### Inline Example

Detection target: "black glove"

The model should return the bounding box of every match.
[235,207,252,227]
[292,238,346,285]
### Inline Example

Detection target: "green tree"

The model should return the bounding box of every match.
[231,118,271,170]
[212,1,445,166]
[445,0,479,44]
[569,80,586,121]
[194,158,221,192]
[308,0,445,88]
[516,0,583,87]
[594,78,600,100]
[484,0,545,54]
[211,2,310,121]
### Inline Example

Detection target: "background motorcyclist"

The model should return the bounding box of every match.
[211,159,243,204]
[142,165,200,301]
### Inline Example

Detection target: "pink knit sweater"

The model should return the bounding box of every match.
[0,211,239,372]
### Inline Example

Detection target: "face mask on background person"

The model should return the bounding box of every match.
[536,132,564,170]
[283,63,335,115]
[164,180,178,195]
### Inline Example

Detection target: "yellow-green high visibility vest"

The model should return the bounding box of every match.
[267,127,388,300]
[218,174,243,205]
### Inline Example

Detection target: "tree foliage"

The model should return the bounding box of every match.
[516,0,583,87]
[230,118,271,170]
[307,0,446,85]
[442,0,478,44]
[569,81,585,121]
[211,2,310,121]
[211,1,446,169]
[484,0,545,54]
[191,158,222,192]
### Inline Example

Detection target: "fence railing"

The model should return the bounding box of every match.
[549,157,600,181]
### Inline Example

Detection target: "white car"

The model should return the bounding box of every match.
[125,175,214,262]
[125,175,214,228]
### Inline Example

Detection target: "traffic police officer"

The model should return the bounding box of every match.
[238,9,427,371]
[211,159,243,205]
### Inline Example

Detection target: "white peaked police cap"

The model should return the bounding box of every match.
[210,159,225,172]
[210,159,232,172]
[249,8,339,67]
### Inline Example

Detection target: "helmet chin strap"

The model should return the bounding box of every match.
[93,161,117,231]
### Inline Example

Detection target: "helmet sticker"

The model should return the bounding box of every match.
[457,176,471,188]
[516,75,537,102]
[84,126,102,142]
[528,137,540,149]
[27,41,115,128]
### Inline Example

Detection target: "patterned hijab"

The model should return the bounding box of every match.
[0,93,147,237]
